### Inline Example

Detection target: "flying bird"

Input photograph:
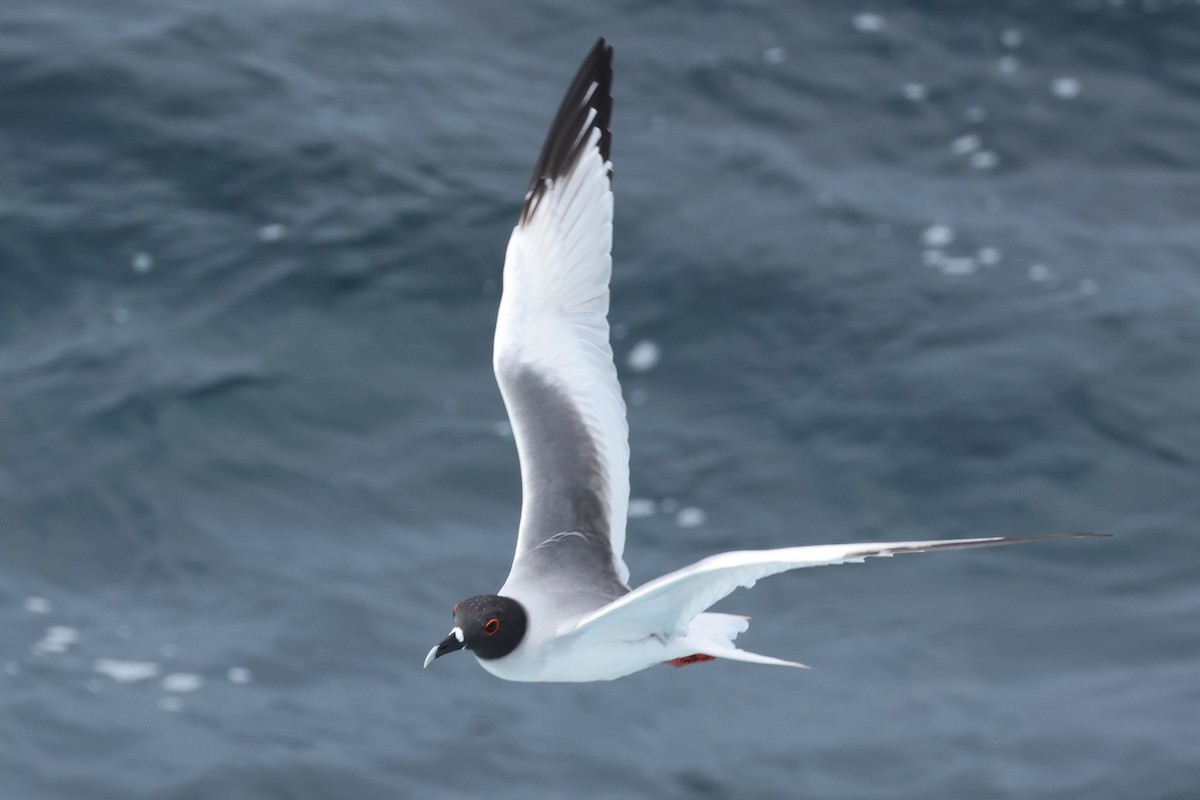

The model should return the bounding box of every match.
[423,39,1106,682]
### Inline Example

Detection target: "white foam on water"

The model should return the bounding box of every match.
[33,626,80,656]
[970,151,999,170]
[94,659,160,683]
[132,252,154,274]
[491,420,512,438]
[939,257,977,276]
[951,134,982,156]
[977,247,1002,266]
[1029,264,1053,282]
[227,667,253,684]
[1052,76,1082,99]
[997,55,1019,74]
[163,673,204,693]
[1000,28,1023,48]
[763,46,787,66]
[257,223,287,242]
[921,224,955,248]
[627,498,657,519]
[24,596,51,614]
[626,340,661,373]
[852,12,886,33]
[901,82,928,101]
[675,508,708,528]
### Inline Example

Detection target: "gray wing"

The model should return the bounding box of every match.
[493,40,630,606]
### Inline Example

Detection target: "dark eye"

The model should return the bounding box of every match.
[484,618,500,635]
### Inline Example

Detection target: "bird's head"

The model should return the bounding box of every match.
[423,594,528,668]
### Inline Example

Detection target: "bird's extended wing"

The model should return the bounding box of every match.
[494,40,630,599]
[564,533,1109,640]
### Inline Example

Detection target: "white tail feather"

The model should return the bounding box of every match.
[683,612,810,669]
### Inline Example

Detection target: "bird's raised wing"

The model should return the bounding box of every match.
[564,533,1108,640]
[494,40,630,599]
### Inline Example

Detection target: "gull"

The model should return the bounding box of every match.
[423,39,1106,682]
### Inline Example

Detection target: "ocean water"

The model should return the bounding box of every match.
[3,1,1199,798]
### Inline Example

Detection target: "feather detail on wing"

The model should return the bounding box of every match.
[494,39,630,592]
[564,533,1110,641]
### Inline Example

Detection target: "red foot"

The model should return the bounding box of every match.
[664,653,717,668]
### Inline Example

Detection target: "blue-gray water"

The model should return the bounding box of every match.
[2,2,1198,798]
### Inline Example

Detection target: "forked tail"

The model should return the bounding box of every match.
[674,612,809,669]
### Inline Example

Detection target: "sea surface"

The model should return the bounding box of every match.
[2,2,1199,798]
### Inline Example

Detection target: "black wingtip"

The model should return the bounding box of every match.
[518,38,614,226]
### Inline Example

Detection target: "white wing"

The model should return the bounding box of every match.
[494,40,630,599]
[565,533,1108,641]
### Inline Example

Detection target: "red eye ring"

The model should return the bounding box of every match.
[452,603,459,615]
[484,618,500,635]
